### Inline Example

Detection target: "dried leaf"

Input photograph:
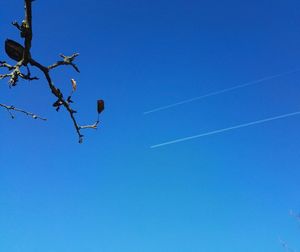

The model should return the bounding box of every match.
[97,100,104,114]
[5,39,24,62]
[71,78,77,92]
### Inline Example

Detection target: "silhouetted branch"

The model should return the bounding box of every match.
[0,60,38,85]
[29,58,97,143]
[0,103,46,120]
[1,0,104,143]
[48,53,80,72]
[0,61,14,70]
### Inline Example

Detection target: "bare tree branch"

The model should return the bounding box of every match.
[23,0,33,64]
[79,121,100,130]
[29,58,100,143]
[48,53,80,72]
[1,0,104,143]
[0,103,46,120]
[0,60,38,85]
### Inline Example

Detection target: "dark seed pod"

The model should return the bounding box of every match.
[97,100,104,114]
[5,39,25,62]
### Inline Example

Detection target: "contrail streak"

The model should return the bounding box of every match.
[150,110,300,148]
[144,69,300,115]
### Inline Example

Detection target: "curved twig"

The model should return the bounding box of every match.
[0,103,46,120]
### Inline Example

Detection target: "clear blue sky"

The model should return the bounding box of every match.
[1,0,300,251]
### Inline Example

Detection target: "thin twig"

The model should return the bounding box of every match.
[48,53,80,72]
[0,103,47,120]
[79,120,100,130]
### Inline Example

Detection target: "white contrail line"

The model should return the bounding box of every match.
[144,69,300,115]
[150,110,300,148]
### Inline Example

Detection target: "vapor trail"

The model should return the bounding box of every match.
[150,110,300,148]
[144,69,300,115]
